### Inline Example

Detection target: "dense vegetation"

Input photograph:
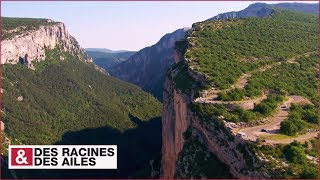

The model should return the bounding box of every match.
[2,49,162,145]
[185,10,317,89]
[215,53,317,103]
[87,50,135,70]
[245,54,318,104]
[280,104,318,136]
[2,17,59,40]
[254,139,318,178]
[217,88,245,101]
[173,61,203,93]
[252,91,286,115]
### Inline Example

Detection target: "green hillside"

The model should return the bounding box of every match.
[2,49,162,145]
[180,9,318,126]
[1,47,162,178]
[186,10,317,90]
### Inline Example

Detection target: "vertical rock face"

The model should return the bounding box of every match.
[160,41,195,177]
[161,70,191,178]
[1,22,92,64]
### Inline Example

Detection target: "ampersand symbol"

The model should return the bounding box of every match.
[15,149,28,164]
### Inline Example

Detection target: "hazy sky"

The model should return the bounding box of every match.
[2,1,317,51]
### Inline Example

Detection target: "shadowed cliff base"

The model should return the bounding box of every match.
[175,132,233,178]
[1,117,162,179]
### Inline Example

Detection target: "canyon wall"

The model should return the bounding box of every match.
[160,66,192,178]
[160,44,266,178]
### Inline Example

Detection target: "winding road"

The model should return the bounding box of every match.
[287,51,317,64]
[265,132,318,144]
[238,95,314,143]
[193,52,318,144]
[195,63,275,104]
[195,93,267,108]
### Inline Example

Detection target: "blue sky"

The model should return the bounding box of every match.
[2,1,317,51]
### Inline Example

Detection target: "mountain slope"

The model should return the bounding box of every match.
[109,28,189,101]
[1,17,162,178]
[161,9,318,178]
[2,56,162,144]
[2,56,162,178]
[208,2,319,21]
[86,50,136,70]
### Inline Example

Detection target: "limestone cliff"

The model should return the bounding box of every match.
[1,19,92,65]
[161,66,192,178]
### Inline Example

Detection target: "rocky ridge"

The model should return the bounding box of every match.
[1,19,92,66]
[207,2,318,21]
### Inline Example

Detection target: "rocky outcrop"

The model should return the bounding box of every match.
[207,3,274,21]
[1,21,92,65]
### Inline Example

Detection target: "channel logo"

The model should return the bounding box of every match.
[9,145,117,169]
[11,148,33,166]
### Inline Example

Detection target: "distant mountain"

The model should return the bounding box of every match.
[270,3,318,14]
[109,28,189,101]
[208,2,319,21]
[85,48,131,54]
[86,50,136,70]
